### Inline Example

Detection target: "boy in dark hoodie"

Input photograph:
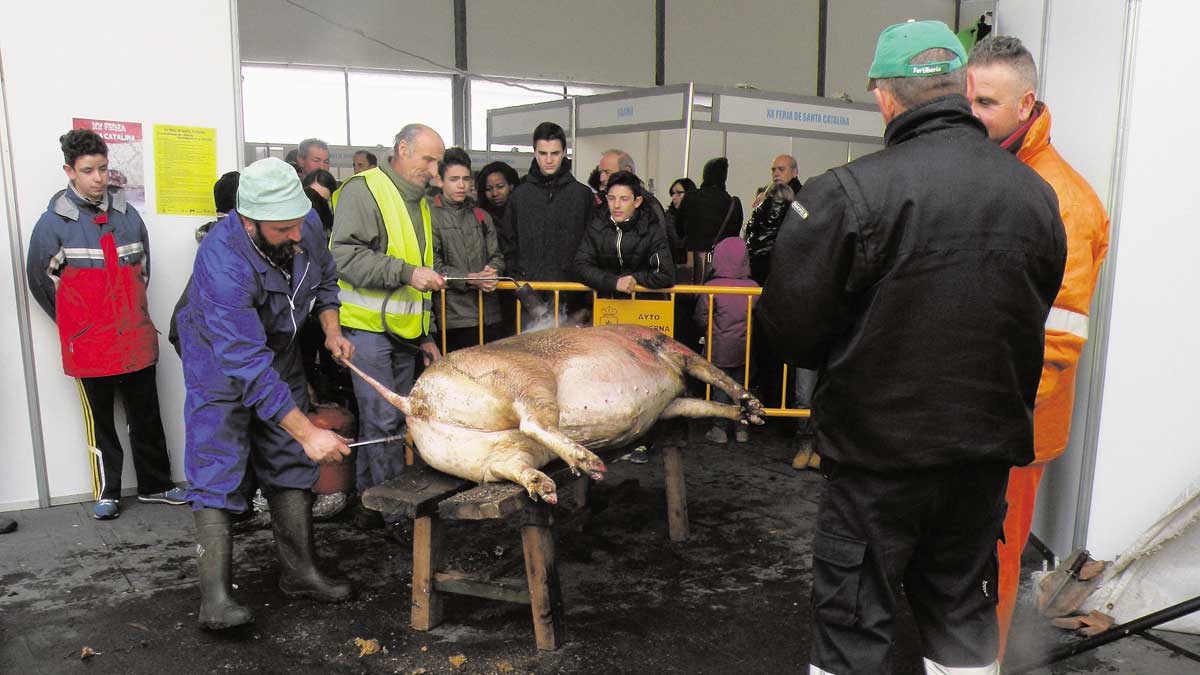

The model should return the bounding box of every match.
[677,157,743,284]
[693,237,758,443]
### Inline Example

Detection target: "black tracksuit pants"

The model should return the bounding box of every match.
[75,364,175,501]
[808,460,1009,674]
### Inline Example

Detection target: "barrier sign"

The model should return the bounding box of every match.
[593,298,674,337]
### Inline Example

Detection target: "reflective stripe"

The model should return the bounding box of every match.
[809,666,839,675]
[117,242,144,257]
[923,658,999,675]
[62,247,104,260]
[1046,306,1089,340]
[61,242,144,262]
[338,285,425,316]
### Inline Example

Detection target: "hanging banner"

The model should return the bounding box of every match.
[593,298,674,337]
[154,124,217,216]
[72,118,145,209]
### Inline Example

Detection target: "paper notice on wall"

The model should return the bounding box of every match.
[153,124,217,216]
[72,118,145,209]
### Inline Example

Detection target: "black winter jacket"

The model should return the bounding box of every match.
[507,158,594,282]
[758,95,1067,471]
[678,185,742,251]
[574,206,675,293]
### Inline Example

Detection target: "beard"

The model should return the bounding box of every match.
[253,223,299,269]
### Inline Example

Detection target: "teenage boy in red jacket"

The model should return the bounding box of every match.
[26,129,184,520]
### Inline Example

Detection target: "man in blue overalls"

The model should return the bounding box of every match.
[176,158,355,630]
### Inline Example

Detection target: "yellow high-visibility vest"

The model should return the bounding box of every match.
[330,167,432,337]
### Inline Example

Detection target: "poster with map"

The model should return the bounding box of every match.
[72,118,145,209]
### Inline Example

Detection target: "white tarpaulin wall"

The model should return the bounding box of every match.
[1080,480,1200,634]
[487,84,885,209]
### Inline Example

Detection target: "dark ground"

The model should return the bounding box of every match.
[3,422,1198,675]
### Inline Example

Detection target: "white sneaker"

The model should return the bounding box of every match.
[705,427,728,444]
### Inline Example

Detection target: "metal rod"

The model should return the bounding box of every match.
[1005,594,1200,674]
[347,433,406,449]
[683,82,695,179]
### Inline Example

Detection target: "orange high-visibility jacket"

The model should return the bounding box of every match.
[1017,104,1110,464]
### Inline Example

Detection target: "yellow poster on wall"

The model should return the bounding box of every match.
[154,124,217,216]
[593,297,674,337]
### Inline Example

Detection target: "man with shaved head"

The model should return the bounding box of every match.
[329,123,447,530]
[968,35,1110,659]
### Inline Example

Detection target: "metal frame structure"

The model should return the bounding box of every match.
[486,82,885,178]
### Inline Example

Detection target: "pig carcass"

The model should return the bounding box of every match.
[344,324,765,504]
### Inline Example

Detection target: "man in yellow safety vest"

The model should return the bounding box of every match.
[330,123,447,531]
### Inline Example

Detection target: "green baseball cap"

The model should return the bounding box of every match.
[237,157,311,221]
[867,20,967,90]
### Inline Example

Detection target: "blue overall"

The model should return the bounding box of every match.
[177,210,341,512]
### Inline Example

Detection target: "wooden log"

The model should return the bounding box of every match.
[411,515,445,631]
[433,571,531,604]
[661,445,689,542]
[571,477,590,509]
[521,517,565,651]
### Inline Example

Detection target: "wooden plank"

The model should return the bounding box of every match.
[433,571,531,604]
[661,445,689,542]
[362,463,472,519]
[571,477,590,510]
[521,518,565,651]
[438,482,529,521]
[411,515,445,631]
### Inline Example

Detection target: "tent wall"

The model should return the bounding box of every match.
[664,0,819,94]
[0,1,241,507]
[1021,0,1128,558]
[0,134,39,511]
[1079,0,1200,560]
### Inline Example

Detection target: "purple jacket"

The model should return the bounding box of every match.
[693,237,759,367]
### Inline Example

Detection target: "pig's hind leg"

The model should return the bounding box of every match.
[509,391,607,481]
[659,346,766,425]
[661,397,746,423]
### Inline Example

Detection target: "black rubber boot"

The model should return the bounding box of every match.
[268,489,353,603]
[194,509,254,630]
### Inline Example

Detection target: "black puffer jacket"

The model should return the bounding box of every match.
[507,158,595,282]
[574,206,675,293]
[678,158,743,251]
[744,195,791,284]
[759,95,1066,471]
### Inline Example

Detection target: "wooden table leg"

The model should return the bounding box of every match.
[662,445,689,542]
[571,476,590,509]
[411,515,445,630]
[521,507,564,651]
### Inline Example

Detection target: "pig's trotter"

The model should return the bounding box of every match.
[520,468,558,504]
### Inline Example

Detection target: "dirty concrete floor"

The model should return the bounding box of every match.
[2,423,1199,675]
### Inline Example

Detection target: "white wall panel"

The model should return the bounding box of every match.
[2,1,240,502]
[1084,0,1200,559]
[665,0,819,94]
[467,0,653,86]
[825,0,956,103]
[0,141,39,511]
[238,0,454,72]
[1027,0,1127,558]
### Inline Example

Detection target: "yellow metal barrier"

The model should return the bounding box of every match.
[435,281,809,419]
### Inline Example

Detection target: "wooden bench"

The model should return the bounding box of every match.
[361,443,692,651]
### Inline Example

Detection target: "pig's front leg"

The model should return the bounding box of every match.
[660,398,764,426]
[483,452,559,504]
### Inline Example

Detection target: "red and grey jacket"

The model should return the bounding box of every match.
[26,185,159,378]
